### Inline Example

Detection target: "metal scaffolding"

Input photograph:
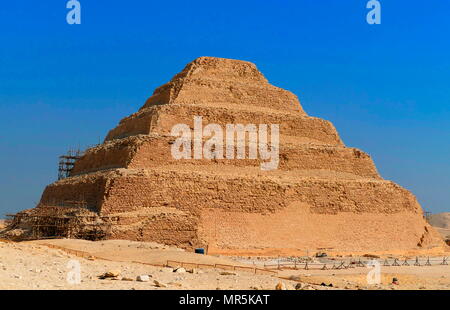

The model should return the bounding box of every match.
[7,210,117,241]
[58,149,83,180]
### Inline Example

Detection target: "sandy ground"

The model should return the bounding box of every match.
[428,213,450,229]
[427,213,450,242]
[1,238,450,290]
[435,227,450,240]
[0,239,303,290]
[278,265,450,290]
[31,239,250,267]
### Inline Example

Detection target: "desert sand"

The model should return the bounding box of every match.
[0,239,303,290]
[1,238,449,290]
[428,213,450,242]
[428,213,450,229]
[2,57,448,290]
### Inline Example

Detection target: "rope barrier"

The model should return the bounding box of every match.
[261,256,450,271]
[414,257,421,266]
[357,258,365,267]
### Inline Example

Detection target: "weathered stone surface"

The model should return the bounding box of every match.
[136,275,150,282]
[99,270,120,279]
[153,280,167,288]
[7,56,444,253]
[275,282,287,290]
[71,134,378,179]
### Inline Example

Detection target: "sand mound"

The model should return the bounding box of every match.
[428,213,450,229]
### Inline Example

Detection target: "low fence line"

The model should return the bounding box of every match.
[2,240,448,273]
[166,260,277,275]
[34,243,169,267]
[262,256,449,270]
[25,243,277,275]
[41,243,111,261]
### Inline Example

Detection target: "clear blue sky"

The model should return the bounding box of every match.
[0,1,449,216]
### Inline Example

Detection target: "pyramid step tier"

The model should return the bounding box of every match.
[142,77,303,113]
[141,56,304,114]
[105,104,341,145]
[41,168,419,216]
[71,134,380,179]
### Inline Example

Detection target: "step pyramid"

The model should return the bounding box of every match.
[9,57,443,254]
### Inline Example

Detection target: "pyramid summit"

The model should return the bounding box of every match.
[140,56,299,112]
[142,56,303,111]
[4,57,444,254]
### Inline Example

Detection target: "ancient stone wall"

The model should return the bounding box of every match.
[40,174,109,211]
[105,104,340,144]
[72,134,379,179]
[10,56,444,253]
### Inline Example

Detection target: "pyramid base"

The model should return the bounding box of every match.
[16,168,444,252]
